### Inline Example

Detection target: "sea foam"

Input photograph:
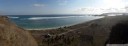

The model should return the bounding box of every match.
[9,17,19,19]
[27,16,82,20]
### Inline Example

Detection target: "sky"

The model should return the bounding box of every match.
[0,0,128,15]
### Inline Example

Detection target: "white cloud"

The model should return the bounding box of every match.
[33,4,45,7]
[74,7,127,14]
[75,7,105,14]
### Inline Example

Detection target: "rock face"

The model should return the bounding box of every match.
[0,16,38,46]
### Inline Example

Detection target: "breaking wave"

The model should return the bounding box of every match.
[9,16,19,19]
[28,16,85,20]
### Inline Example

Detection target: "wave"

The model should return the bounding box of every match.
[9,16,19,19]
[28,17,66,20]
[28,16,85,20]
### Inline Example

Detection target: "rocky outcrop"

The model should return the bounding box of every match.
[0,16,38,46]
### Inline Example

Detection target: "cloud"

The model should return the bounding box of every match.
[74,7,127,14]
[75,7,105,14]
[33,4,45,7]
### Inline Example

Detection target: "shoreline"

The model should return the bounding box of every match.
[29,15,128,46]
[27,16,104,31]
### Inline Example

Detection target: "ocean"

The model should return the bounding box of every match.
[7,15,103,30]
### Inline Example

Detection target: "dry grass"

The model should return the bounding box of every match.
[0,16,38,46]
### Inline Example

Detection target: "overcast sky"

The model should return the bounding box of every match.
[0,0,128,15]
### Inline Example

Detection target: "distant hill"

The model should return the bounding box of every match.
[100,12,128,16]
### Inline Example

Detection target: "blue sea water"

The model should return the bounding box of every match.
[7,15,103,30]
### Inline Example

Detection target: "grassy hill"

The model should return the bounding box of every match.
[0,16,38,46]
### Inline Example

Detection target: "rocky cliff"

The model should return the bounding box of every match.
[0,16,38,46]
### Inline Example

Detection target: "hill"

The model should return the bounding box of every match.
[30,15,128,46]
[0,16,38,46]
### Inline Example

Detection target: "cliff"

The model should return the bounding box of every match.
[0,16,38,46]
